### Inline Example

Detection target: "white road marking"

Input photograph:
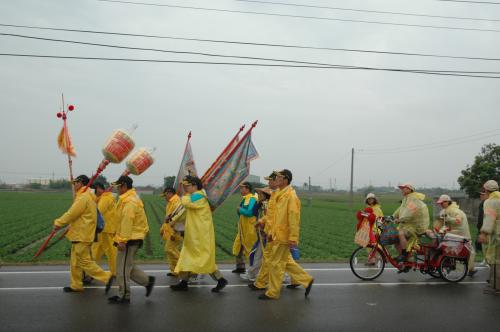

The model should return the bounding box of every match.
[0,281,487,291]
[0,266,489,274]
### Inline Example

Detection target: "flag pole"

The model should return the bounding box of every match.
[61,94,75,199]
[201,124,245,183]
[204,121,258,187]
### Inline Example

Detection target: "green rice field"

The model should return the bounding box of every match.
[0,190,480,264]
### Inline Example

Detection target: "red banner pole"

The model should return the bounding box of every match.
[201,125,246,184]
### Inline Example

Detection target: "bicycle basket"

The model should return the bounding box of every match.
[380,222,399,245]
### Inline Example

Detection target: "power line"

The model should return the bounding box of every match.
[314,152,351,177]
[2,23,500,62]
[3,32,500,76]
[437,0,500,4]
[2,53,500,78]
[237,0,500,22]
[97,0,500,33]
[359,129,500,154]
[361,128,500,152]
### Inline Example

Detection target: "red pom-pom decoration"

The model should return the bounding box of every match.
[56,112,63,118]
[68,105,75,111]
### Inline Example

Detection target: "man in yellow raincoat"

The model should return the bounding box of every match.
[53,175,113,293]
[91,182,118,277]
[478,180,500,294]
[393,183,430,263]
[108,175,155,304]
[232,182,258,274]
[171,176,228,292]
[435,194,476,276]
[259,169,314,300]
[159,187,184,277]
[250,171,279,291]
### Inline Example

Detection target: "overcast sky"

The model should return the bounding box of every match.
[0,0,499,190]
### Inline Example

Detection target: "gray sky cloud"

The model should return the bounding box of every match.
[0,0,499,190]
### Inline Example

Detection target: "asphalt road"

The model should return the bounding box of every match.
[0,263,498,332]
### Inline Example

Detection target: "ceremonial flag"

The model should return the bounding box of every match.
[204,122,259,210]
[174,132,198,194]
[57,121,76,157]
[201,125,244,185]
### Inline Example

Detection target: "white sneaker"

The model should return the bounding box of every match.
[240,273,250,280]
[188,274,206,283]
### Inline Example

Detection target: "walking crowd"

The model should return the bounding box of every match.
[52,170,500,303]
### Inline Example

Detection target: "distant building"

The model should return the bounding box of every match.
[27,178,51,186]
[247,174,260,184]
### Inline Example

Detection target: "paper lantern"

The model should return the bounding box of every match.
[126,148,154,175]
[101,129,135,163]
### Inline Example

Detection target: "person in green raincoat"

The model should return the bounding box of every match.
[478,180,500,294]
[393,183,430,263]
[435,194,476,276]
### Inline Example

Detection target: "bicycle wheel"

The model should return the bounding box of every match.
[439,256,468,283]
[428,268,441,278]
[350,246,385,281]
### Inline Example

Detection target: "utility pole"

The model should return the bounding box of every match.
[329,178,333,191]
[308,176,311,192]
[349,147,354,211]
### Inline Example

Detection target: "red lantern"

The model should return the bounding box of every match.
[56,112,63,118]
[68,105,75,111]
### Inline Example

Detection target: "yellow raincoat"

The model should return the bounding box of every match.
[232,193,258,256]
[53,187,111,290]
[438,202,475,271]
[160,194,182,240]
[91,191,118,275]
[393,192,429,250]
[98,192,119,233]
[113,188,149,244]
[265,186,313,299]
[54,187,97,242]
[270,186,301,244]
[481,191,500,264]
[438,202,471,239]
[174,190,217,274]
[371,204,384,218]
[393,192,430,235]
[263,190,277,235]
[159,194,183,272]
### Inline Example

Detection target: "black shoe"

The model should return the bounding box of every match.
[258,294,273,300]
[232,268,246,274]
[170,280,188,291]
[105,276,115,294]
[145,276,155,297]
[396,254,407,264]
[286,284,300,289]
[63,286,82,293]
[468,270,478,277]
[248,284,266,291]
[212,278,228,293]
[397,266,411,274]
[167,272,176,277]
[108,295,130,304]
[305,279,314,297]
[82,276,94,285]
